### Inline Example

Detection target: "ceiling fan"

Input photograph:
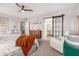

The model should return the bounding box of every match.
[16,3,33,12]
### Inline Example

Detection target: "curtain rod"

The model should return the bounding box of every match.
[43,14,65,19]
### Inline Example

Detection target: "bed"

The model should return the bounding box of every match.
[0,34,38,56]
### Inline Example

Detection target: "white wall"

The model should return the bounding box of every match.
[42,7,77,35]
[28,17,45,39]
[9,17,23,34]
[0,13,23,34]
[25,20,29,35]
[29,6,78,39]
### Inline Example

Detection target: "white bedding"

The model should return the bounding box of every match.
[0,34,39,56]
[0,34,21,56]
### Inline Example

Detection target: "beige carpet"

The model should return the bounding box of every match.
[31,40,63,56]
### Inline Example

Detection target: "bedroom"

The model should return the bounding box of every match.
[0,3,79,56]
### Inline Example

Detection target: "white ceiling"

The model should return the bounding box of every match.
[0,3,78,18]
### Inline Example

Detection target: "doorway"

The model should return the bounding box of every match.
[20,21,25,34]
[45,18,52,39]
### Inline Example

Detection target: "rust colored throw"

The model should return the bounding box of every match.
[16,35,35,56]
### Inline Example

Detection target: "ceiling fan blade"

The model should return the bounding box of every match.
[22,5,24,10]
[16,3,22,8]
[23,9,33,11]
[16,3,34,12]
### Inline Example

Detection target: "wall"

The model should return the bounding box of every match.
[0,13,23,34]
[25,20,29,35]
[9,17,23,34]
[42,7,77,35]
[28,17,45,39]
[29,6,78,39]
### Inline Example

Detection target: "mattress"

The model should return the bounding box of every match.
[0,34,21,56]
[7,43,38,56]
[0,34,38,56]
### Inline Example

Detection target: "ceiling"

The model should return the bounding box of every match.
[0,3,78,18]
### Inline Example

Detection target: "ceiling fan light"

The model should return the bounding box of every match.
[21,10,24,12]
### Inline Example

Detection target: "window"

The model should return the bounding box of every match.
[52,14,64,38]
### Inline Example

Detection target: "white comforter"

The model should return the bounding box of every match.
[0,34,21,56]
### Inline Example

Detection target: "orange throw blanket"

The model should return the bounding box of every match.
[16,35,35,56]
